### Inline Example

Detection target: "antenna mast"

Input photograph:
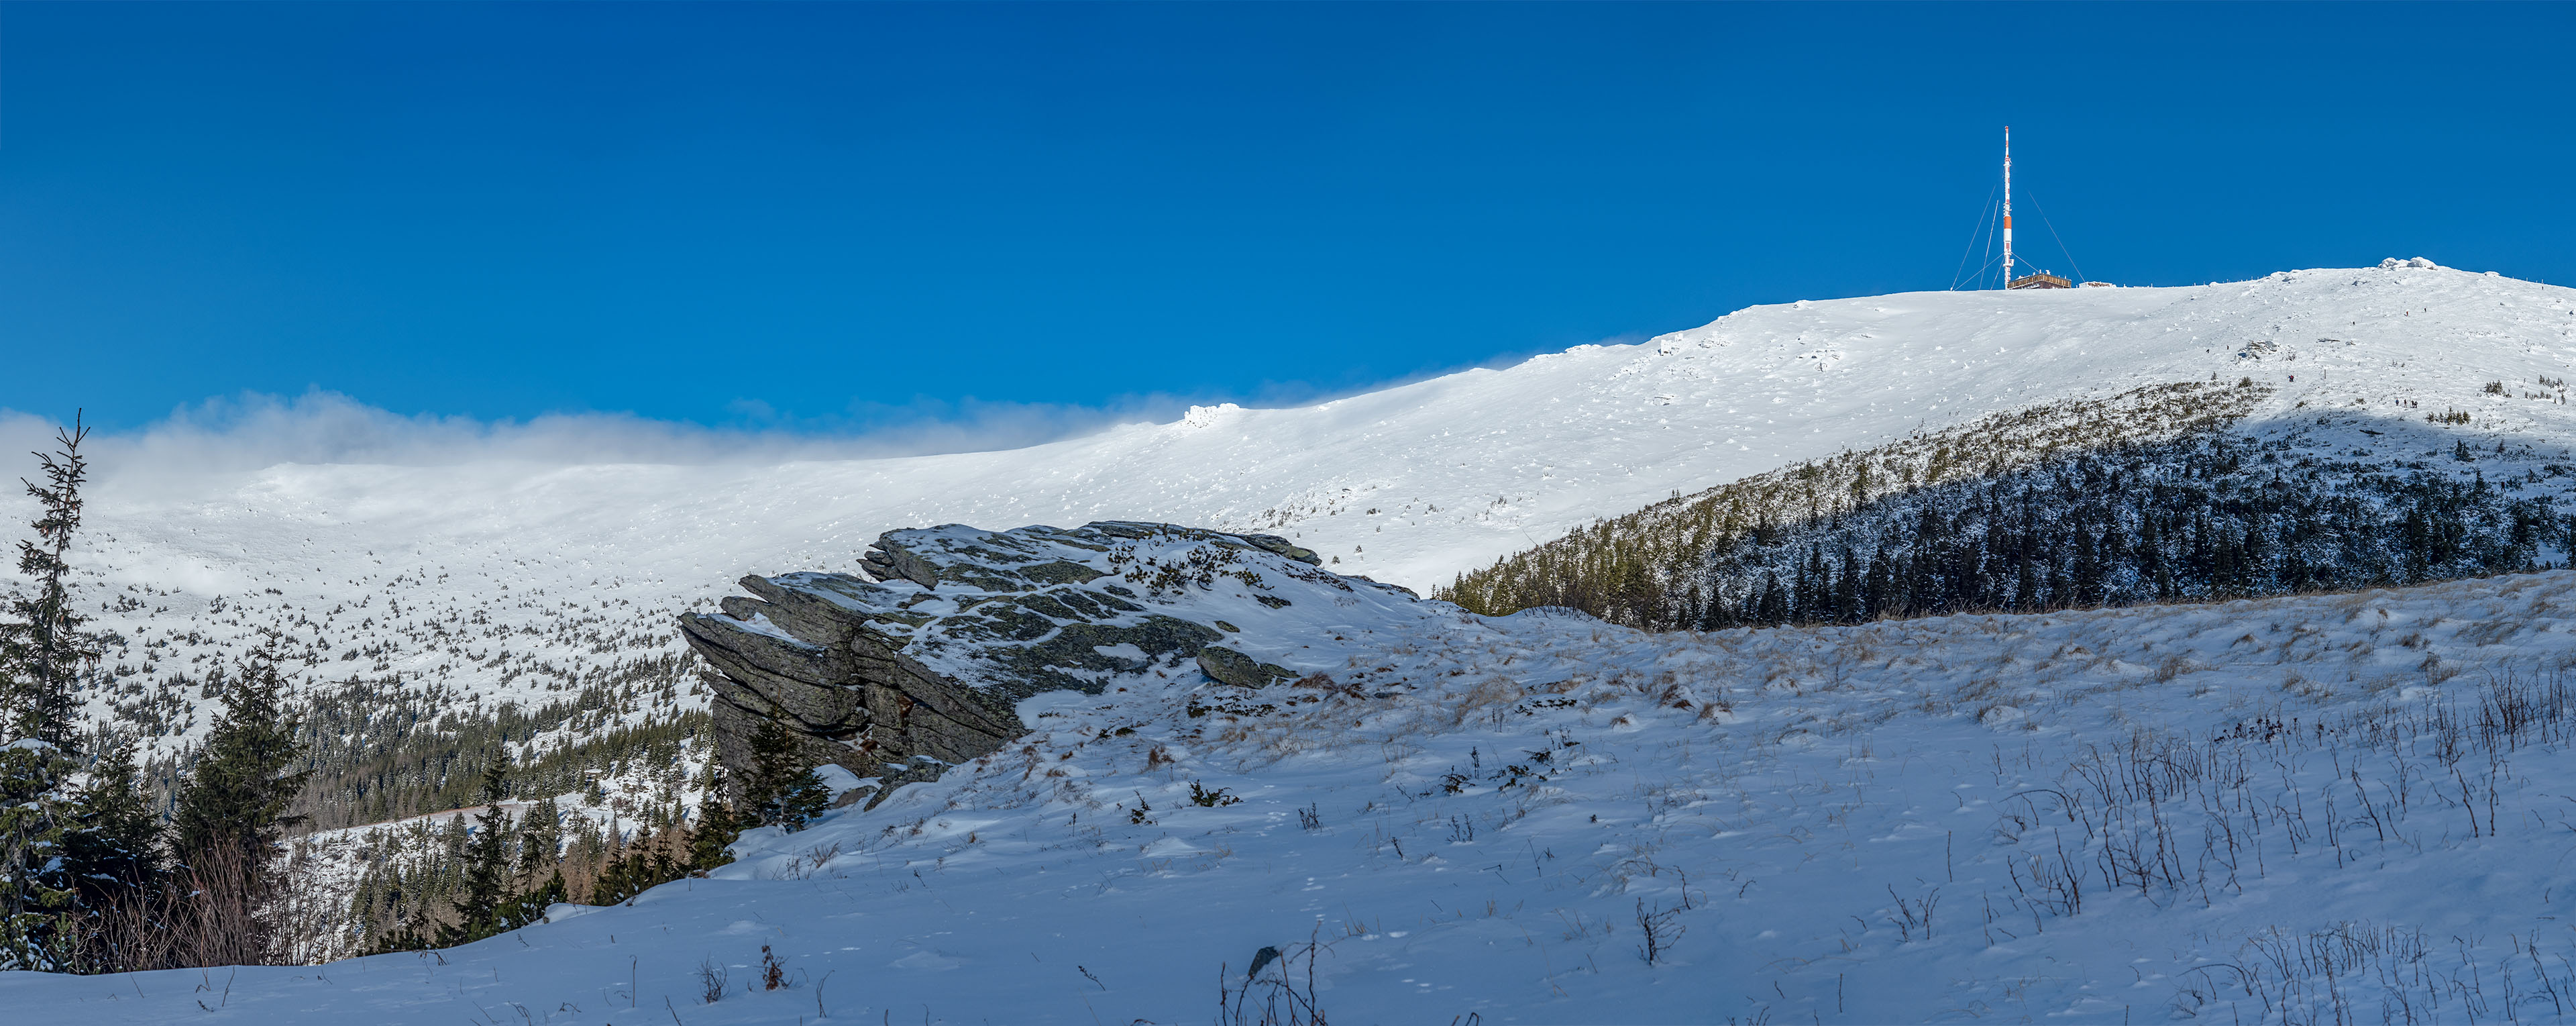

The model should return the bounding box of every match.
[2001,126,2014,289]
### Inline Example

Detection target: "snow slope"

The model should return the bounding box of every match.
[8,262,2576,1019]
[31,260,2576,761]
[15,552,2576,1022]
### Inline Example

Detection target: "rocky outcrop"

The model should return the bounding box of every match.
[1195,646,1297,689]
[680,521,1361,807]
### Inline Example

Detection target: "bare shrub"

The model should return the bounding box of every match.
[1635,897,1684,964]
[697,957,729,1004]
[1883,885,1940,942]
[1450,675,1526,725]
[64,841,301,973]
[2152,654,2194,684]
[2422,654,2463,685]
[1216,927,1330,1026]
[160,842,290,970]
[761,841,846,881]
[759,945,788,990]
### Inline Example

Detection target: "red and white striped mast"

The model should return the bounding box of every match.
[2000,126,2014,289]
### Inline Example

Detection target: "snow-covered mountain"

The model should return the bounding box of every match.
[10,260,2576,1019]
[32,260,2576,760]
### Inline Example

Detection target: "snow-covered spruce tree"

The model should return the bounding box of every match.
[167,646,309,966]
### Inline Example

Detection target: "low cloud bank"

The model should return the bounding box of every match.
[0,391,1199,482]
[0,338,1625,487]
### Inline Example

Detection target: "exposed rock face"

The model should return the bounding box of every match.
[1195,646,1297,689]
[679,521,1352,805]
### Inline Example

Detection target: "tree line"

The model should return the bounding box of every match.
[286,668,705,833]
[1690,433,2563,629]
[1440,380,2576,631]
[342,720,825,956]
[1440,380,2264,626]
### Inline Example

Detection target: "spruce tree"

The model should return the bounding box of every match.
[439,764,513,946]
[62,739,161,898]
[57,738,165,972]
[688,801,741,870]
[172,649,308,863]
[514,795,561,883]
[1,417,99,749]
[168,646,308,964]
[0,739,78,971]
[686,761,741,871]
[503,870,567,930]
[741,720,831,831]
[0,419,111,972]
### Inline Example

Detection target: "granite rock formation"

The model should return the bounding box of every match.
[679,521,1360,807]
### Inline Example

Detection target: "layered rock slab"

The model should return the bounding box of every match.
[679,521,1368,804]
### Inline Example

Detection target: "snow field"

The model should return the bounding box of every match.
[20,564,2576,1021]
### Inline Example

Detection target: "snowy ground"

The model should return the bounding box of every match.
[17,562,2576,1023]
[21,260,2576,763]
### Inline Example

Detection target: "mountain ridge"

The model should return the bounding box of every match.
[13,262,2576,1018]
[15,261,2575,796]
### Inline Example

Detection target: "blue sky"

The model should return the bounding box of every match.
[4,2,2572,440]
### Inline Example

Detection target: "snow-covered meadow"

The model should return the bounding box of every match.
[17,559,2576,1023]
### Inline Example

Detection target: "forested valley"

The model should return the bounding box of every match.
[0,423,835,971]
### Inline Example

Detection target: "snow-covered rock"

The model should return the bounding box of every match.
[680,521,1382,800]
